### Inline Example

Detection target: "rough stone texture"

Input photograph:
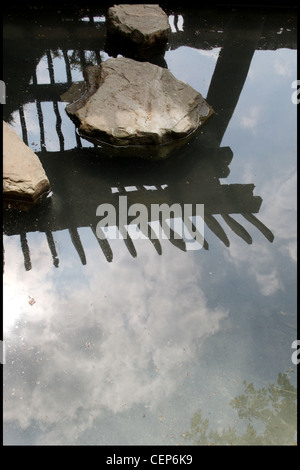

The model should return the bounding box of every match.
[3,121,50,208]
[107,4,171,47]
[66,57,213,156]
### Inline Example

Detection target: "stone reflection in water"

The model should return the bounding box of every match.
[184,370,297,446]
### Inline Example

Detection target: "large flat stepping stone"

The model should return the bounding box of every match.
[66,57,213,158]
[3,121,50,209]
[107,4,171,47]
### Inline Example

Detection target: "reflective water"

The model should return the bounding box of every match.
[3,5,297,445]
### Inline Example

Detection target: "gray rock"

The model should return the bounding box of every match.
[107,4,171,47]
[3,121,50,209]
[66,57,213,158]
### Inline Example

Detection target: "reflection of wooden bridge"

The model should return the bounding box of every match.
[3,6,296,150]
[3,144,274,269]
[3,5,293,269]
[4,199,274,270]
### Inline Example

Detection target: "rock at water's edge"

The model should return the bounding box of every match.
[107,4,171,47]
[3,121,50,209]
[66,57,213,157]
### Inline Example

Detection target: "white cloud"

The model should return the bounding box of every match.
[197,48,221,60]
[261,169,297,243]
[273,57,294,77]
[3,235,228,443]
[240,105,262,133]
[255,269,284,296]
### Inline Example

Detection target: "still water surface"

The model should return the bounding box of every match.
[3,5,297,445]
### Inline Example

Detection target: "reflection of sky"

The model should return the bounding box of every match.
[222,49,297,185]
[35,50,84,84]
[221,48,297,266]
[3,215,297,445]
[10,100,91,152]
[3,17,297,445]
[165,46,221,98]
[3,236,229,444]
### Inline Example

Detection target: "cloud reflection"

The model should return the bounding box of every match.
[3,239,228,444]
[260,169,297,263]
[240,105,262,133]
[224,235,284,297]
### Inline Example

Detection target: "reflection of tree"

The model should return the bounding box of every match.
[51,49,103,71]
[185,371,297,445]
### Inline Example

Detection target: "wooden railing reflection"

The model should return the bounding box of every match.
[4,6,294,270]
[3,145,274,270]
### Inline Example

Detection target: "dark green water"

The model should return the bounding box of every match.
[3,4,297,445]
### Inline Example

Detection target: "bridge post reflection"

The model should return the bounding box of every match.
[4,6,295,270]
[3,138,274,270]
[205,12,265,146]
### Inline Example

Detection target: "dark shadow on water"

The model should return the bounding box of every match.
[3,128,274,269]
[3,5,296,270]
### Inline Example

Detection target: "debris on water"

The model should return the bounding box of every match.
[28,296,36,306]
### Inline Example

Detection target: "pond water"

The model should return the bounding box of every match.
[3,5,297,446]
